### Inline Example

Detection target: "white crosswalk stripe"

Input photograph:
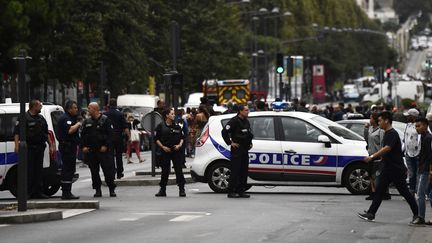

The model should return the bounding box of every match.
[169,215,203,222]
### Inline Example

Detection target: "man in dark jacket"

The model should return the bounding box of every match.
[221,104,253,198]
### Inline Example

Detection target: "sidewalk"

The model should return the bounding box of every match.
[0,200,99,224]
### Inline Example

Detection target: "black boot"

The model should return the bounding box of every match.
[94,188,102,197]
[179,187,186,197]
[61,191,80,200]
[109,187,117,197]
[155,187,166,197]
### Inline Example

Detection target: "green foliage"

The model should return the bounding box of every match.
[0,0,399,99]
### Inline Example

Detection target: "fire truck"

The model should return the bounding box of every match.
[202,79,250,105]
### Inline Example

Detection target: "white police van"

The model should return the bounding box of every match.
[191,111,371,194]
[0,100,65,197]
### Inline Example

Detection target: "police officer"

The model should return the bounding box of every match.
[154,108,186,197]
[104,98,129,179]
[81,102,117,197]
[221,104,253,198]
[56,100,81,200]
[14,99,55,199]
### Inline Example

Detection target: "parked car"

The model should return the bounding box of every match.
[191,111,371,195]
[0,100,78,197]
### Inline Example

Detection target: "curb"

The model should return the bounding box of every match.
[135,170,191,176]
[0,200,99,210]
[115,175,195,187]
[0,201,99,224]
[0,210,63,224]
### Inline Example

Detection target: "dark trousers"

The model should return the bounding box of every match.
[368,169,418,216]
[86,151,116,190]
[228,146,249,194]
[60,143,77,192]
[159,150,185,188]
[111,134,124,176]
[27,145,45,195]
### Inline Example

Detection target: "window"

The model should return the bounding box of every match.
[281,117,324,143]
[223,90,232,99]
[0,114,19,142]
[348,124,365,137]
[51,110,63,134]
[311,116,363,141]
[249,117,275,140]
[236,89,246,99]
[221,117,275,141]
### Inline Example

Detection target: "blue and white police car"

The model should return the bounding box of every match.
[190,111,371,194]
[0,100,66,197]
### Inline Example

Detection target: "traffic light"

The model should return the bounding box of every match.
[171,73,183,89]
[286,57,294,77]
[276,53,284,74]
[385,68,391,79]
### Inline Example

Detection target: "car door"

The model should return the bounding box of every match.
[279,116,338,182]
[0,110,6,182]
[4,114,19,167]
[247,116,284,181]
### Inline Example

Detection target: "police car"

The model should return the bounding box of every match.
[0,100,66,197]
[190,111,371,194]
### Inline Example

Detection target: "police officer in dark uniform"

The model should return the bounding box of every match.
[222,104,253,198]
[104,98,129,179]
[81,102,117,197]
[14,99,55,199]
[154,108,186,197]
[56,100,81,200]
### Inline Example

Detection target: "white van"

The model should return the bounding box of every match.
[184,92,203,109]
[0,101,66,197]
[362,81,424,103]
[117,94,159,119]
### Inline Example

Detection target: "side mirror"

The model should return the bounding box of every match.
[318,135,331,148]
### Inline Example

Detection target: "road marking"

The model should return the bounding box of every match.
[119,218,139,221]
[169,215,203,222]
[0,224,10,227]
[62,209,95,219]
[136,211,211,216]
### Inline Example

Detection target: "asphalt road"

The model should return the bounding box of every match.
[404,48,430,76]
[0,160,431,243]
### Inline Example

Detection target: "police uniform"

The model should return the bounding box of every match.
[14,111,49,198]
[81,114,116,196]
[56,112,80,199]
[154,121,186,196]
[221,115,253,197]
[104,107,128,179]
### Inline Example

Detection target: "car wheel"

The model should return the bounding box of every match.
[6,166,18,198]
[42,171,61,196]
[343,163,371,195]
[206,162,230,193]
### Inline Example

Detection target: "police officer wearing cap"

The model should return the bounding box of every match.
[154,108,186,197]
[81,102,117,197]
[56,100,81,200]
[14,99,55,199]
[104,98,129,179]
[222,104,253,198]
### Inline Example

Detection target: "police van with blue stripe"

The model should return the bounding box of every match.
[191,111,371,194]
[0,100,66,197]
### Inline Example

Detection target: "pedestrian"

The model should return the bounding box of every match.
[81,102,117,197]
[14,99,55,199]
[104,98,129,179]
[126,114,144,163]
[358,111,419,224]
[221,104,253,198]
[56,100,81,200]
[154,108,186,197]
[403,108,420,195]
[363,112,390,200]
[194,105,209,145]
[413,117,432,225]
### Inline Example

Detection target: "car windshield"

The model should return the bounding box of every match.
[311,116,364,141]
[120,106,153,119]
